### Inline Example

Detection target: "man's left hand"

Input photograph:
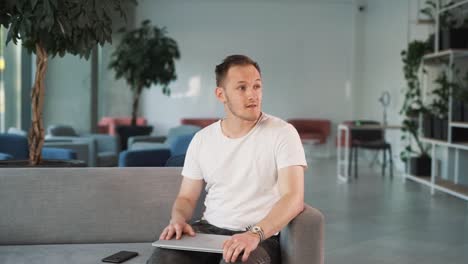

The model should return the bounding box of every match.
[223,232,260,263]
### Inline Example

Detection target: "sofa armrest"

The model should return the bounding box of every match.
[280,204,324,264]
[128,135,166,148]
[129,142,169,151]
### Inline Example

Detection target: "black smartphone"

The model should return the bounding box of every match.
[102,251,138,263]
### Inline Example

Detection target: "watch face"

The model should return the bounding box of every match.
[253,226,261,232]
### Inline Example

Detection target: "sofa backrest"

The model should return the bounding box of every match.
[181,118,219,128]
[287,119,331,137]
[0,167,203,245]
[47,125,79,137]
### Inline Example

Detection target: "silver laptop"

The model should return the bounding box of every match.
[152,233,231,254]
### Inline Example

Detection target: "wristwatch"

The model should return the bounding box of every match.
[249,225,265,242]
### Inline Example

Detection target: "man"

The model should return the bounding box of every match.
[147,55,307,264]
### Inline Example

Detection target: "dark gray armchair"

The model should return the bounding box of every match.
[46,125,119,167]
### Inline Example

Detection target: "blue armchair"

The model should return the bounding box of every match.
[118,149,171,167]
[0,134,77,161]
[165,154,186,167]
[128,125,199,156]
[8,127,90,166]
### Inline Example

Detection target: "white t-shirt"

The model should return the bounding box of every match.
[181,113,307,231]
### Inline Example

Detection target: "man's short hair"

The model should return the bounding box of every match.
[215,55,261,87]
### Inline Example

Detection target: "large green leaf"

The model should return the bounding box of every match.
[0,0,137,58]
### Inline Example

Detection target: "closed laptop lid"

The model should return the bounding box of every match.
[152,233,231,254]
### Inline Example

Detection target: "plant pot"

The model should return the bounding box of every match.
[452,100,463,122]
[116,125,153,150]
[423,114,434,138]
[408,155,431,177]
[440,28,468,50]
[0,159,86,167]
[433,117,448,140]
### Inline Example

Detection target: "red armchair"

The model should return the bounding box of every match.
[287,119,332,145]
[181,118,219,128]
[98,117,148,136]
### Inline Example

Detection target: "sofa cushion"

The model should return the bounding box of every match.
[131,142,169,150]
[0,152,13,160]
[181,118,218,128]
[0,243,154,264]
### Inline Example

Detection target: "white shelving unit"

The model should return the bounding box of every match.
[404,1,468,201]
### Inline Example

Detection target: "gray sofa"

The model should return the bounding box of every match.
[0,168,324,264]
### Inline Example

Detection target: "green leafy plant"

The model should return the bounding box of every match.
[400,40,432,162]
[108,20,180,126]
[0,0,135,165]
[452,70,468,102]
[430,70,455,119]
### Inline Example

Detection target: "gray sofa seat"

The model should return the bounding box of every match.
[0,243,152,264]
[0,168,324,264]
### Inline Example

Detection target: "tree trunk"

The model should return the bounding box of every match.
[29,44,48,165]
[131,86,143,127]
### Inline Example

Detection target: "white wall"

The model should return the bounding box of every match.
[354,0,432,170]
[135,0,357,135]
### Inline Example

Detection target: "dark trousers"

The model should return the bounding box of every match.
[147,220,281,264]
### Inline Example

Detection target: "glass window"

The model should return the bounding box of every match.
[0,27,22,132]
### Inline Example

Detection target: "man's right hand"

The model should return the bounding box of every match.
[159,219,196,240]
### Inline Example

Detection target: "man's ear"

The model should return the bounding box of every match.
[215,87,226,103]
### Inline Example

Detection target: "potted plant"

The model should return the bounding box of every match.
[0,0,133,165]
[400,40,432,177]
[421,0,468,50]
[108,19,180,150]
[429,71,452,140]
[447,69,468,122]
[451,83,464,122]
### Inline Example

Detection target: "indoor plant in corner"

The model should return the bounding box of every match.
[0,0,133,166]
[429,70,453,141]
[452,70,468,122]
[108,19,180,150]
[400,40,432,177]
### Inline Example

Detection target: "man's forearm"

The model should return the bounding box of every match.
[256,194,304,239]
[171,197,196,223]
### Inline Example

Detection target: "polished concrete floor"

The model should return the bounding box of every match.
[304,156,468,264]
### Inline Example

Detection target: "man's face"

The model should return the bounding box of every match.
[216,65,263,122]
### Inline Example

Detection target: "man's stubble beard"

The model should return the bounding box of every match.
[225,97,261,122]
